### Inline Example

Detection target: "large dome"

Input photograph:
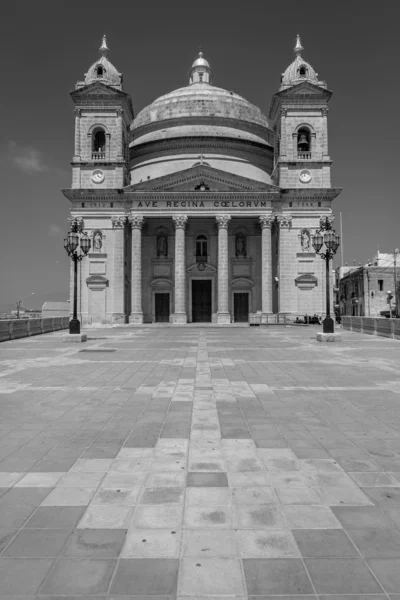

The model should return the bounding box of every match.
[132,83,271,132]
[129,52,274,185]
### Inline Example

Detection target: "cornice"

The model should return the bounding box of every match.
[130,137,273,162]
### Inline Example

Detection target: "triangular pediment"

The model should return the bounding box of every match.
[71,81,127,100]
[277,81,332,99]
[125,165,279,193]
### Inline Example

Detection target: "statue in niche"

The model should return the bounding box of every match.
[93,230,103,252]
[235,233,246,257]
[157,234,168,257]
[300,229,311,252]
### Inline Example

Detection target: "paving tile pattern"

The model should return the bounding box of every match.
[0,325,400,597]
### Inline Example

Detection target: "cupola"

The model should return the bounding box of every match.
[280,35,326,90]
[76,35,124,90]
[188,49,213,85]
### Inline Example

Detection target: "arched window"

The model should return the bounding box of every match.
[96,65,104,78]
[298,65,307,77]
[92,128,106,159]
[297,127,311,157]
[196,235,208,262]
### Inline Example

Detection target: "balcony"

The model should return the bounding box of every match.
[92,151,106,160]
[298,152,312,159]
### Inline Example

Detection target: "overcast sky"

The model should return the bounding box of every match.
[0,0,397,310]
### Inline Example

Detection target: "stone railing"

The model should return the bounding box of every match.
[342,316,400,340]
[0,317,70,343]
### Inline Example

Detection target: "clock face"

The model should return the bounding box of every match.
[91,169,105,184]
[299,169,312,184]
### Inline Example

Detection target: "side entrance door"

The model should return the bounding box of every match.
[234,293,249,322]
[155,293,170,322]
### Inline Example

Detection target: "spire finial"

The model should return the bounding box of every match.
[294,34,303,56]
[99,34,109,56]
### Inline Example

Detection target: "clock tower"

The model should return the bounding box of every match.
[269,35,332,189]
[70,36,133,189]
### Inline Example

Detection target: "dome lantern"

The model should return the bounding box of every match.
[78,35,123,90]
[280,34,326,90]
[188,49,213,85]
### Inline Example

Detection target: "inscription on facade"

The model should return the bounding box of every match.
[134,200,268,209]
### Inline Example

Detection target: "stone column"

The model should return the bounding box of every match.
[276,214,293,314]
[216,215,231,324]
[128,214,144,324]
[172,214,188,324]
[74,108,81,159]
[259,214,274,317]
[111,215,126,324]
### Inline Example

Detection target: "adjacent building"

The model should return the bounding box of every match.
[62,35,341,325]
[337,252,400,317]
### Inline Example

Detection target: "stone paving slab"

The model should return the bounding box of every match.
[0,325,400,596]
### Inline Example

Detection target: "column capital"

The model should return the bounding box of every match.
[74,108,81,117]
[111,215,126,229]
[280,108,288,117]
[321,107,329,117]
[276,214,292,228]
[128,215,144,230]
[172,214,188,229]
[259,214,275,230]
[116,107,123,117]
[216,215,231,229]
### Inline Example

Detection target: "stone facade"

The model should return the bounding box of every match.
[62,36,341,326]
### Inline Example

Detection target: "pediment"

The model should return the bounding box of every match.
[71,82,127,100]
[278,81,332,99]
[126,165,279,193]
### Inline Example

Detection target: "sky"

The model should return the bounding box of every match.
[0,0,397,310]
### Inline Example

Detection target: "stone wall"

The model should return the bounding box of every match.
[0,318,69,343]
[342,316,400,340]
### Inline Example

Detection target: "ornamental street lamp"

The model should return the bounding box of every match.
[64,219,91,334]
[312,216,340,334]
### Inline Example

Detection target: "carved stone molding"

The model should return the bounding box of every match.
[128,215,144,230]
[321,107,329,117]
[280,108,288,117]
[276,214,292,228]
[216,215,231,229]
[111,215,126,229]
[259,214,275,229]
[172,214,188,229]
[116,108,123,116]
[74,108,81,117]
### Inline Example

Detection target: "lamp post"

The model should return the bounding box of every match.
[64,219,91,334]
[16,293,35,319]
[312,216,340,334]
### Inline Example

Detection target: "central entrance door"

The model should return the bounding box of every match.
[155,293,170,322]
[234,293,249,322]
[192,280,212,322]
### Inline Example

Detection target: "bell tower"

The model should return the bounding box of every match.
[269,35,332,189]
[70,36,134,189]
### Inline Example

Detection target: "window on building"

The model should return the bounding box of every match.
[96,65,104,78]
[199,72,204,82]
[378,279,383,291]
[298,65,307,77]
[196,235,208,262]
[297,127,311,155]
[92,128,106,158]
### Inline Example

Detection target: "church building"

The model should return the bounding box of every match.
[62,35,341,325]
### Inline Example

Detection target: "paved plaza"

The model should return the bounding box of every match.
[1,325,400,598]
